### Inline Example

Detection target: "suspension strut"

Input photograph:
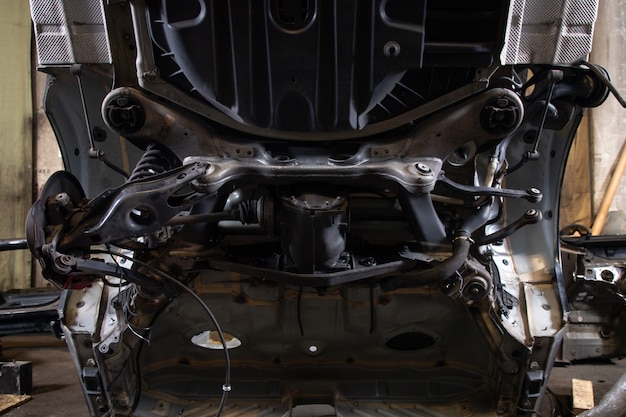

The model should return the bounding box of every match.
[128,144,181,182]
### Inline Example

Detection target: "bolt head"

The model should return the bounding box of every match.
[415,163,431,174]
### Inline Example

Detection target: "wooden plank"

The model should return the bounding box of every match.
[572,378,594,414]
[0,394,31,414]
[0,1,33,289]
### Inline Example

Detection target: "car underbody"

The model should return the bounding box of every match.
[25,0,626,416]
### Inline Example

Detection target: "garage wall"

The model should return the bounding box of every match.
[0,1,33,290]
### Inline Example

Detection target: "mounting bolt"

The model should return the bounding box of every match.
[525,188,543,203]
[383,41,401,57]
[56,255,73,267]
[359,257,377,267]
[415,163,431,174]
[55,192,70,206]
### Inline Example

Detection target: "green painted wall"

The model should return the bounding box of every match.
[0,1,33,289]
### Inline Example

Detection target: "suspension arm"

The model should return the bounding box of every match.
[59,162,211,248]
[437,175,543,203]
[50,252,166,294]
[476,209,543,246]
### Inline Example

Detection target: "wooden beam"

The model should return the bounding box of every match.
[572,378,595,414]
[560,113,593,229]
[0,1,33,289]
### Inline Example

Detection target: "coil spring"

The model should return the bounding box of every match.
[128,145,171,182]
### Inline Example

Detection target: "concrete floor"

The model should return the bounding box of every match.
[1,335,87,417]
[0,334,625,417]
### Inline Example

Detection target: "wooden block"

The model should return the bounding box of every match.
[572,378,594,413]
[0,394,31,413]
[0,362,32,395]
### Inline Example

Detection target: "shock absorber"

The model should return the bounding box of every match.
[128,144,180,182]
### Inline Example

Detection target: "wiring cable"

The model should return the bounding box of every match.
[89,249,232,416]
[297,287,305,336]
[580,60,626,108]
[100,244,132,288]
[516,407,544,417]
[127,322,152,344]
